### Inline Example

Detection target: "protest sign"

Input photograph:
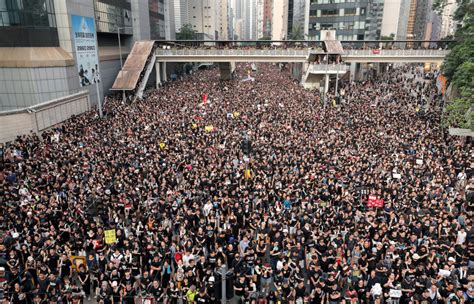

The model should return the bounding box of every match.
[69,256,86,270]
[104,229,117,244]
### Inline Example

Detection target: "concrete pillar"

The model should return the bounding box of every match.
[156,62,161,88]
[324,74,330,94]
[219,62,235,80]
[161,62,167,82]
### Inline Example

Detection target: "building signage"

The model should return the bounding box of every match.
[71,15,100,87]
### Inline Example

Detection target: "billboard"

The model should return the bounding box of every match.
[71,15,100,87]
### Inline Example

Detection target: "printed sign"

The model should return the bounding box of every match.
[367,195,384,208]
[71,15,100,87]
[69,256,86,270]
[104,229,117,244]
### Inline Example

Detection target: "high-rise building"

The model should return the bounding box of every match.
[397,0,440,45]
[0,0,174,112]
[413,0,432,40]
[307,0,384,41]
[185,0,218,39]
[288,0,309,39]
[174,0,189,33]
[163,0,176,40]
[396,0,412,40]
[272,0,289,40]
[381,0,402,38]
[439,0,457,38]
[262,0,273,38]
[149,0,166,40]
[218,0,229,40]
[228,6,235,39]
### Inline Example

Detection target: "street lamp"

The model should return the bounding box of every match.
[117,26,133,103]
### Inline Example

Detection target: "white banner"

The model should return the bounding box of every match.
[71,15,100,87]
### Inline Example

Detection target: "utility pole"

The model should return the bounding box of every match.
[95,81,103,118]
[217,265,233,304]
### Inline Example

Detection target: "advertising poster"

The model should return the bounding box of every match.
[71,15,100,87]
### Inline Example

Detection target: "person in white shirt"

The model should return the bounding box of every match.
[456,228,467,245]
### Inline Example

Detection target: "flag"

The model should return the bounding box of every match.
[202,93,208,104]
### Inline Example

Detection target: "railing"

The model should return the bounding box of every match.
[307,64,349,73]
[155,48,449,59]
[344,49,451,56]
[156,40,454,50]
[156,49,309,56]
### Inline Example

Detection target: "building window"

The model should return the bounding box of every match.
[344,8,356,16]
[94,1,132,34]
[1,0,57,27]
[321,9,338,17]
[360,8,366,15]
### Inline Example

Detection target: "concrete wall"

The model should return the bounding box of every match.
[99,58,123,96]
[302,73,323,90]
[0,66,79,111]
[0,91,90,143]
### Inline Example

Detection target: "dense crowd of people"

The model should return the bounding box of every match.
[0,63,472,304]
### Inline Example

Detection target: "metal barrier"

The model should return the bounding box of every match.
[156,49,309,57]
[343,49,450,56]
[307,64,349,73]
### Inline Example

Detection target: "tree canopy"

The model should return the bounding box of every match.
[176,24,197,40]
[437,0,474,130]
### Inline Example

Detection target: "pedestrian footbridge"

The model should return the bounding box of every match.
[111,40,451,99]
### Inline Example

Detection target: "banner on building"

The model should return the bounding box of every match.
[104,229,117,244]
[71,15,100,87]
[436,74,447,96]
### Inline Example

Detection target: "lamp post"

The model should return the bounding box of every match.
[117,26,133,103]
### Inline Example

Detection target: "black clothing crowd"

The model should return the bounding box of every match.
[0,64,472,304]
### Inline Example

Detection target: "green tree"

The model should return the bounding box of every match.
[288,25,304,40]
[381,33,395,40]
[438,0,473,130]
[257,35,272,46]
[442,39,474,80]
[453,61,474,90]
[176,24,197,40]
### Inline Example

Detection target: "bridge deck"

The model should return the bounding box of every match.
[155,49,449,63]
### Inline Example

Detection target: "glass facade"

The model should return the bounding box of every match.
[0,0,58,47]
[0,0,56,27]
[308,0,383,40]
[94,0,132,34]
[149,0,165,40]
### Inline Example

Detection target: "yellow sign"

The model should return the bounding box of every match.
[233,112,240,118]
[104,229,117,244]
[244,169,253,180]
[159,142,166,149]
[204,125,214,132]
[69,256,86,271]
